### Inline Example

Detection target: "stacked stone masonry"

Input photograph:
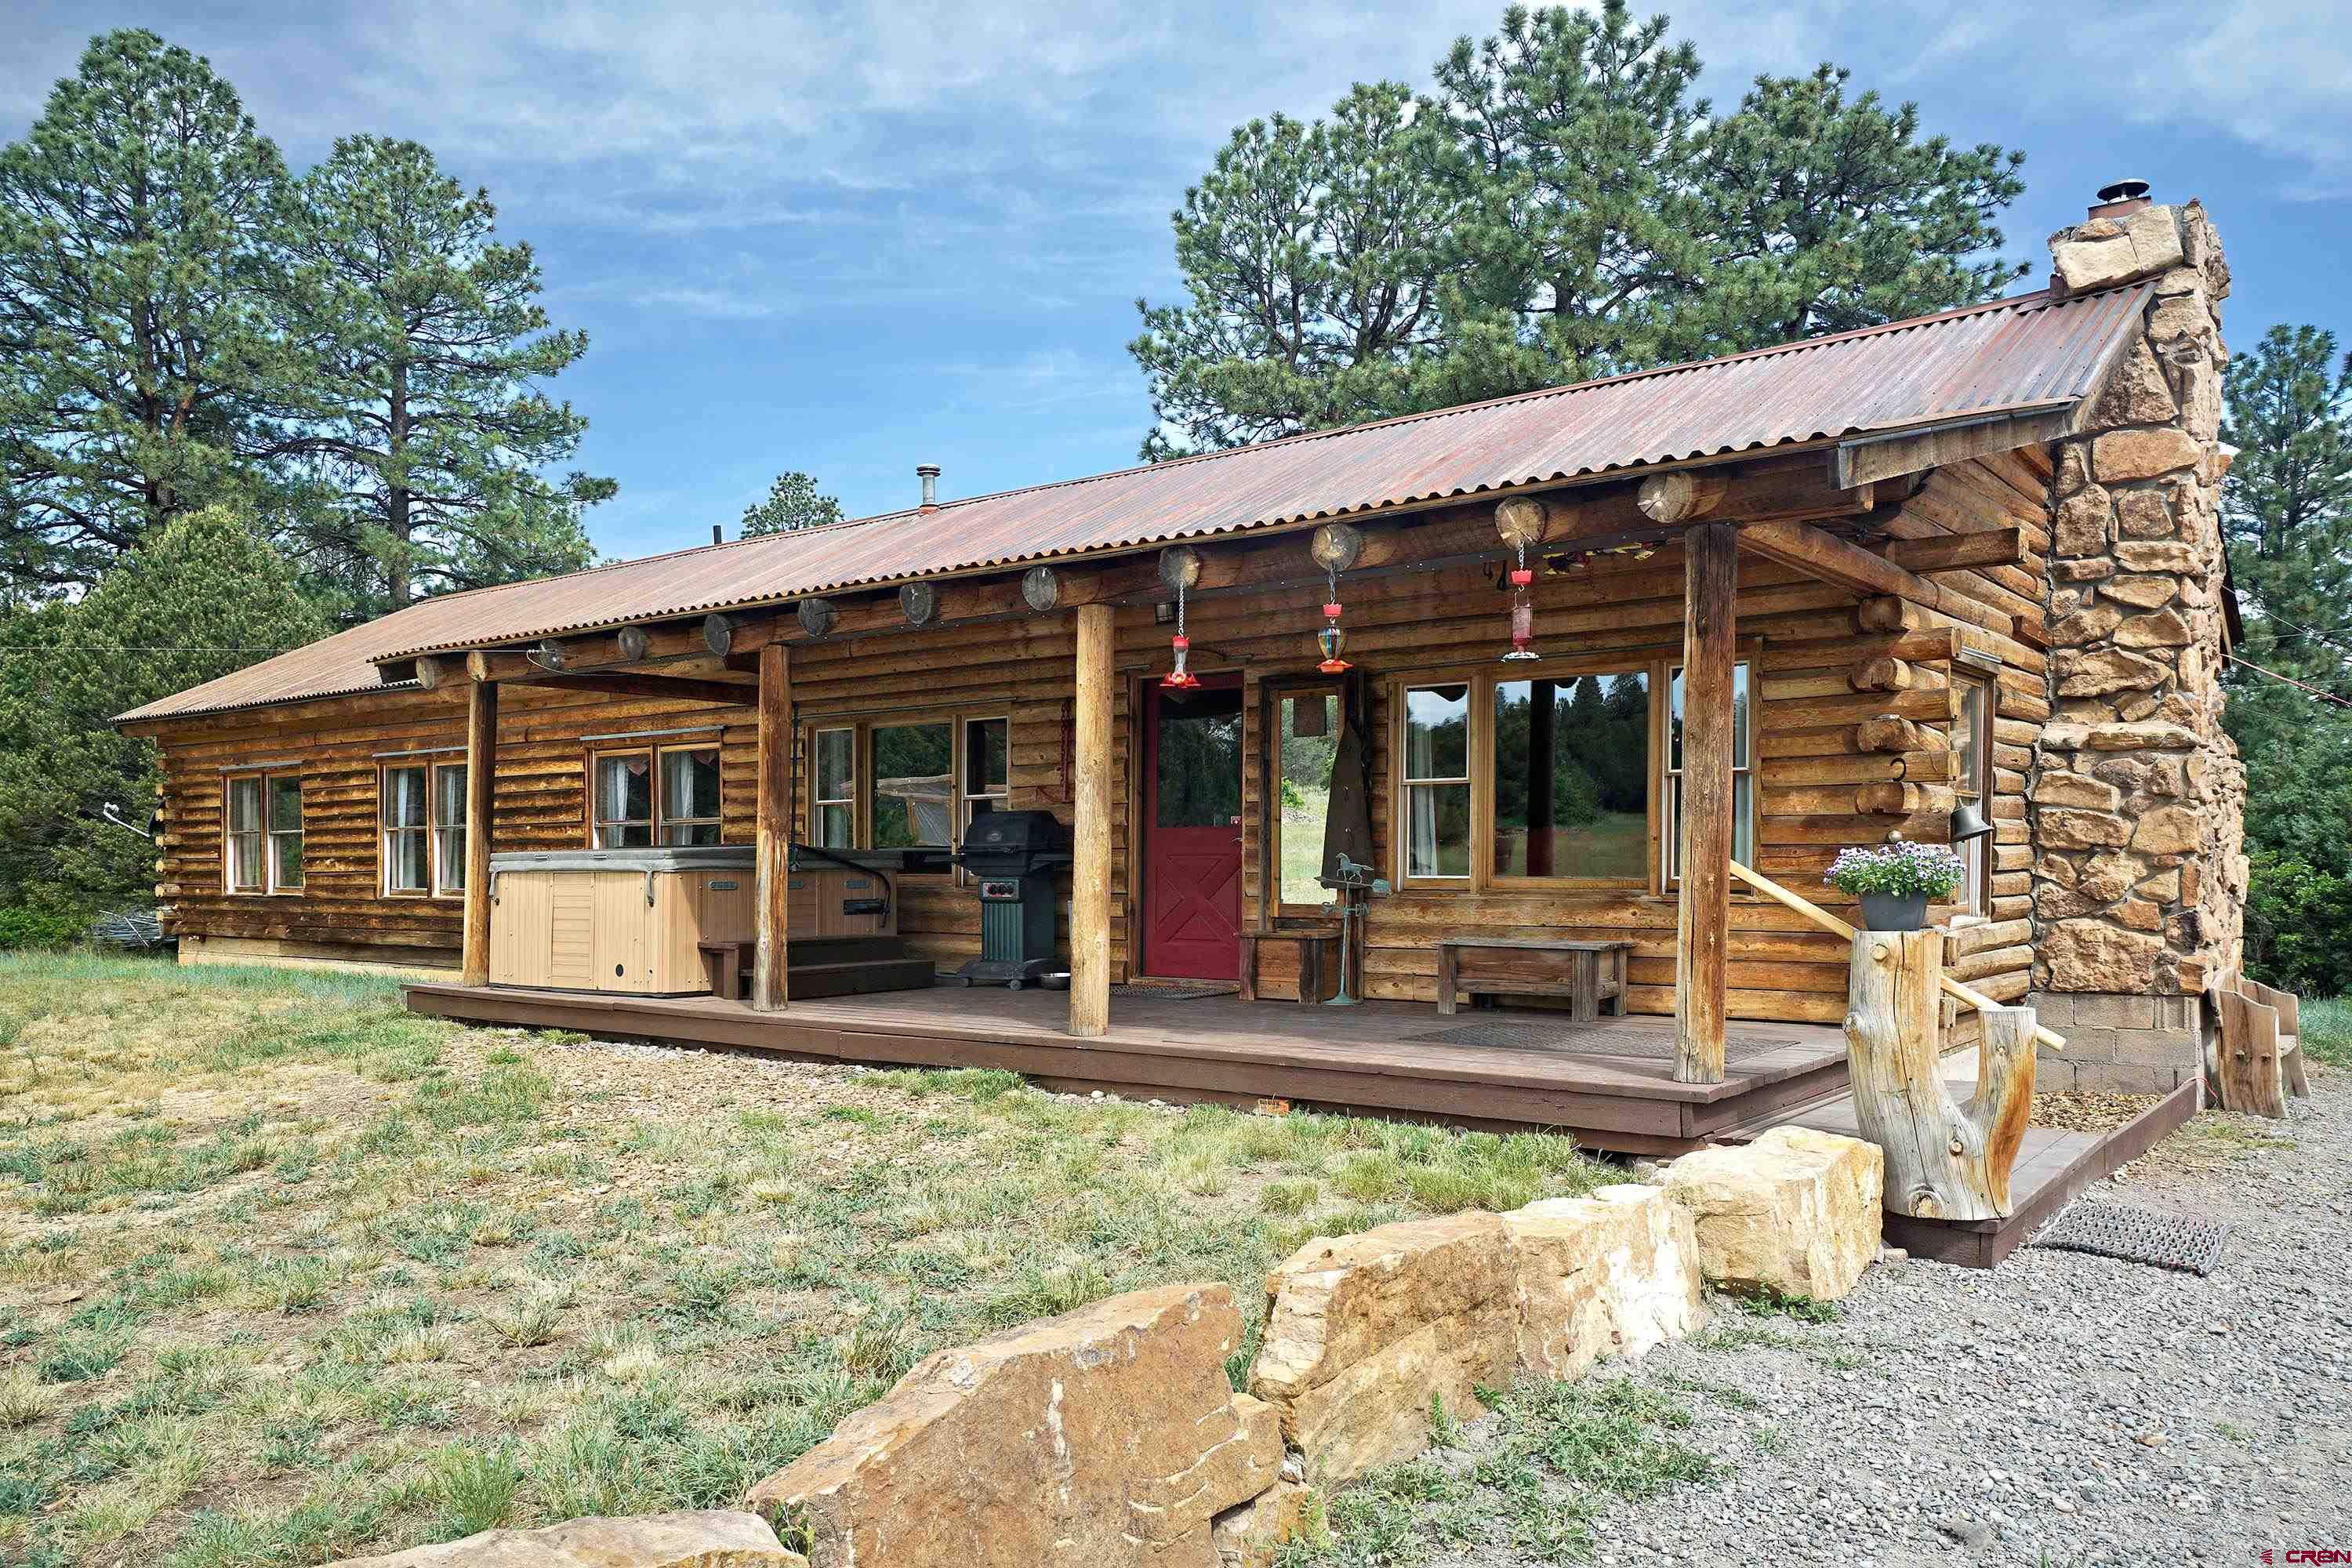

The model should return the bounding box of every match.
[2032,198,2248,1091]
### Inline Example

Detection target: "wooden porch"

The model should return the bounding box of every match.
[402,979,1852,1156]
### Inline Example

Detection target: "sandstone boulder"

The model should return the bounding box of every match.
[1506,1185,1703,1380]
[1248,1213,1518,1486]
[1210,1479,1318,1568]
[2049,205,2183,295]
[747,1283,1280,1567]
[330,1512,800,1568]
[1661,1127,1883,1301]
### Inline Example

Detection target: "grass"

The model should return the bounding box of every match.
[2296,996,2352,1068]
[1283,1377,1720,1566]
[0,952,1615,1566]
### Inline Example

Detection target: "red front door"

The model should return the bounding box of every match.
[1142,676,1244,980]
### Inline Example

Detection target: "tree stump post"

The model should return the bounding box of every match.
[1843,928,2037,1221]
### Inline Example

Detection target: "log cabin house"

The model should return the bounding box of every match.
[115,190,2248,1155]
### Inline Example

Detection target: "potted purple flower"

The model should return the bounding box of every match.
[1825,840,1965,932]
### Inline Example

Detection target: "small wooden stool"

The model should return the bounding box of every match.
[1434,937,1635,1022]
[1239,927,1342,1004]
[699,940,753,1000]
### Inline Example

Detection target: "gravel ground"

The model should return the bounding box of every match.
[1433,1070,2352,1566]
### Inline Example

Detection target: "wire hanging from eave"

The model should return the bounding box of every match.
[2225,651,2352,707]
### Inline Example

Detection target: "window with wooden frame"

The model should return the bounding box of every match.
[812,728,855,848]
[1953,671,1994,912]
[1392,652,1757,894]
[226,771,303,895]
[383,760,464,897]
[588,745,722,848]
[961,716,1009,840]
[1269,684,1342,911]
[804,712,1007,862]
[1662,660,1756,883]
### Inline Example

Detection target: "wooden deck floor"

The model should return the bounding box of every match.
[402,980,1852,1155]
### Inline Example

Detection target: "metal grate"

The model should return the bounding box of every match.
[2029,1201,2232,1276]
[1403,1021,1791,1061]
[1112,984,1232,1002]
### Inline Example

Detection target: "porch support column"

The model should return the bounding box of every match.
[1069,602,1115,1037]
[459,678,499,987]
[753,641,792,1012]
[1675,521,1738,1083]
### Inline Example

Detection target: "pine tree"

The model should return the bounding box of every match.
[277,136,608,615]
[1131,2,2032,455]
[739,470,845,537]
[2217,325,2352,992]
[0,30,304,589]
[0,505,327,935]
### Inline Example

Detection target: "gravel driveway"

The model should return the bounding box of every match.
[1415,1071,2352,1566]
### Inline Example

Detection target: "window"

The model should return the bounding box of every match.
[227,771,301,895]
[873,721,953,848]
[963,717,1009,839]
[659,747,722,845]
[591,752,654,848]
[1272,689,1340,909]
[590,746,721,848]
[1664,662,1755,880]
[269,777,305,891]
[1494,672,1650,882]
[806,712,1011,860]
[1401,684,1472,879]
[813,728,855,848]
[433,764,468,894]
[1392,653,1756,893]
[1955,673,1993,912]
[383,760,466,897]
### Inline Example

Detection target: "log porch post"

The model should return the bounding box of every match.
[753,641,792,1012]
[1069,602,1115,1037]
[1674,521,1738,1083]
[459,678,499,988]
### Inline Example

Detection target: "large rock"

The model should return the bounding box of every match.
[1505,1185,1703,1381]
[330,1511,800,1568]
[2042,918,2167,992]
[1661,1127,1883,1301]
[2049,205,2184,296]
[747,1283,1280,1567]
[1210,1479,1317,1568]
[1248,1214,1518,1486]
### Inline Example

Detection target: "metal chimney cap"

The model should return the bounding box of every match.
[914,463,942,478]
[2096,178,2151,204]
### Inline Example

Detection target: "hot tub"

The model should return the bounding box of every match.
[486,845,899,995]
[488,847,755,994]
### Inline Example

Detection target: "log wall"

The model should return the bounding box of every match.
[143,454,2049,1025]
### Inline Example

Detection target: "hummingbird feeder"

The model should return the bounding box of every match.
[1493,495,1552,664]
[1308,522,1364,674]
[1159,545,1203,690]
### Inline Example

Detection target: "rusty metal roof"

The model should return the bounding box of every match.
[119,282,2147,724]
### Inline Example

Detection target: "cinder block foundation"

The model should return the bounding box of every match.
[2027,990,2205,1094]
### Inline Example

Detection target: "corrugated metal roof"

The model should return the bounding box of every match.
[119,282,2146,724]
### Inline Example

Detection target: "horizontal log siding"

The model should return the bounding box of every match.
[146,454,2049,1022]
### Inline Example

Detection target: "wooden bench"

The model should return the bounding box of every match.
[2209,974,2310,1118]
[1239,927,1342,1004]
[1435,937,1635,1022]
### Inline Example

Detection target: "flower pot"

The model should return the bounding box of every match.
[1857,891,1930,932]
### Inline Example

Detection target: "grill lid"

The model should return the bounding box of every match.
[960,809,1070,857]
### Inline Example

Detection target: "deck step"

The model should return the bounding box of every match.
[781,956,939,999]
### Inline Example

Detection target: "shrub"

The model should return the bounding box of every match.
[0,906,82,951]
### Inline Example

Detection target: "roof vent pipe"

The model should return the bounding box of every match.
[2090,178,2152,218]
[916,463,941,512]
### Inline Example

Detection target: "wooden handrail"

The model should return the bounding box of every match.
[1726,859,2067,1053]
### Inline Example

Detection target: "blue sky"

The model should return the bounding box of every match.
[6,2,2349,563]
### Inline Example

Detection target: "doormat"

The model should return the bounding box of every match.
[2028,1201,2231,1276]
[1113,984,1233,1002]
[1402,1021,1790,1062]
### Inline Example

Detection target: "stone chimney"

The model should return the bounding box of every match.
[2029,187,2246,1091]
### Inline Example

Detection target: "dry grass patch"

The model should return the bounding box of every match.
[0,953,1612,1566]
